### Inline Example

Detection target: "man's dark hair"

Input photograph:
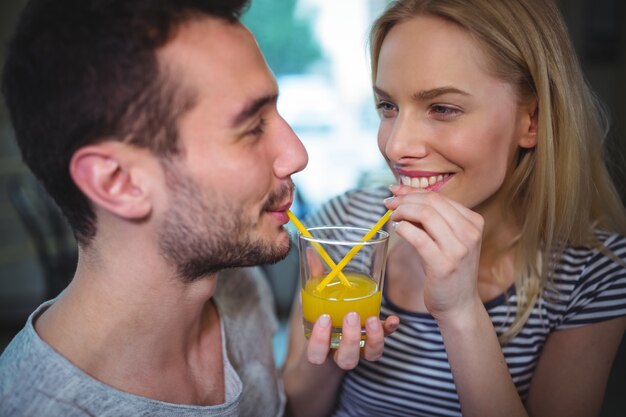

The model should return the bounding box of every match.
[2,0,250,245]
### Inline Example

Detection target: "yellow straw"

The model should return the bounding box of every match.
[287,210,352,288]
[315,209,393,293]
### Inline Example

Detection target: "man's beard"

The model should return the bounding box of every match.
[158,162,293,283]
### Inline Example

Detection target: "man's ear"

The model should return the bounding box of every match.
[519,100,538,149]
[69,142,152,220]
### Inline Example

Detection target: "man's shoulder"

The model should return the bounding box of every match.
[0,326,32,396]
[0,322,86,417]
[0,310,50,390]
[0,319,245,417]
[0,303,130,417]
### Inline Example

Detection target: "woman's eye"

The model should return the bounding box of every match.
[375,101,397,117]
[430,105,461,120]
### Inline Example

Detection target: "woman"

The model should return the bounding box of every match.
[283,0,626,416]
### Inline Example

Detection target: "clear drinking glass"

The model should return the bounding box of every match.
[298,226,389,348]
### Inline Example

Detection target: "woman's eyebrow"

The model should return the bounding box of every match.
[373,85,470,101]
[412,86,470,100]
[373,86,392,99]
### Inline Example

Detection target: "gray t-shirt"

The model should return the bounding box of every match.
[0,267,285,417]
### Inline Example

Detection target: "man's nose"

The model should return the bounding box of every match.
[274,116,308,178]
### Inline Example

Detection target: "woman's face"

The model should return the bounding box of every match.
[374,15,536,215]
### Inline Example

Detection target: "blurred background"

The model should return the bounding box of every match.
[0,0,625,415]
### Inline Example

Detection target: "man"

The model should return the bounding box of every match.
[0,1,389,416]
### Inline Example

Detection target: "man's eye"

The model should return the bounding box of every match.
[249,118,267,136]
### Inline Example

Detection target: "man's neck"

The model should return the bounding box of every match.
[34,249,226,405]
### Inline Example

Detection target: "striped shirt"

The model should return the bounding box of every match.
[304,187,626,417]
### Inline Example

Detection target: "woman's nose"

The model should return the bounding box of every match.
[381,113,429,162]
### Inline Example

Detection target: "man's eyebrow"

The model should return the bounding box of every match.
[231,94,278,127]
[373,85,470,101]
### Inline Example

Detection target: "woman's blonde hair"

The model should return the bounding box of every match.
[370,0,626,342]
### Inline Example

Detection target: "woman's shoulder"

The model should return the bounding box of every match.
[549,230,626,328]
[593,230,626,251]
[559,230,626,270]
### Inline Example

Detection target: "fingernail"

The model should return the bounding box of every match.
[318,314,331,328]
[346,312,359,326]
[383,196,394,203]
[392,221,399,229]
[367,316,379,329]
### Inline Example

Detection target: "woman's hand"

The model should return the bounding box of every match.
[385,184,484,321]
[301,240,399,369]
[283,298,399,417]
[306,313,400,369]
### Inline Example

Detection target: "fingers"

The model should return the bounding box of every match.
[307,314,399,369]
[393,204,459,260]
[334,315,399,369]
[385,184,484,317]
[387,184,483,229]
[361,316,384,362]
[306,314,332,364]
[384,186,484,260]
[333,312,363,369]
[382,315,400,336]
[307,312,362,368]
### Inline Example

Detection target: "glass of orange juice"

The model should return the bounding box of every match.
[298,226,389,348]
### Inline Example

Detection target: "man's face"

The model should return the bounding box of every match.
[156,17,308,281]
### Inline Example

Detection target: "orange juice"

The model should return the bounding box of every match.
[301,272,381,346]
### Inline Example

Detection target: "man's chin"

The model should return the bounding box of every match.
[260,232,291,265]
[176,237,291,281]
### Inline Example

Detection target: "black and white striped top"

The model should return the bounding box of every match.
[304,187,626,417]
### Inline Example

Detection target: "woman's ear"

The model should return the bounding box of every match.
[69,142,152,220]
[519,101,538,149]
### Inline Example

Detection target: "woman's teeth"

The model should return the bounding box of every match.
[400,174,450,189]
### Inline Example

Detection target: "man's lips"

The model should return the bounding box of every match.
[267,200,293,213]
[265,200,292,226]
[263,181,295,213]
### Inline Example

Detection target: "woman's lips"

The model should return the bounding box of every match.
[398,173,453,191]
